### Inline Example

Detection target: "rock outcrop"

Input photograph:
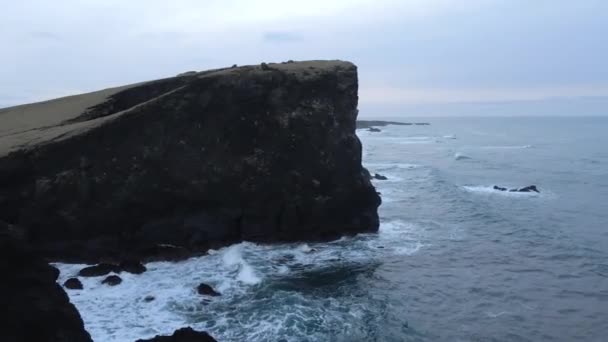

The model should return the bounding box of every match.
[0,60,380,262]
[136,327,217,342]
[0,221,92,342]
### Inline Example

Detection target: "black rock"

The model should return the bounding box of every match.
[368,127,381,132]
[136,327,217,342]
[78,263,119,277]
[495,185,540,193]
[0,222,92,341]
[64,278,83,290]
[197,283,220,296]
[372,173,388,180]
[119,260,147,274]
[144,295,155,302]
[101,275,122,286]
[516,185,540,193]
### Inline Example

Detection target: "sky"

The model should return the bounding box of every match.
[1,0,607,116]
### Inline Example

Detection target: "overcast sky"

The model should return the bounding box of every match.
[1,0,607,115]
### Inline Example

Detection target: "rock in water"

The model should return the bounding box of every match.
[136,327,217,342]
[101,275,122,286]
[197,283,221,296]
[0,60,380,261]
[78,263,119,277]
[0,222,92,342]
[64,278,84,290]
[372,173,388,180]
[119,260,147,274]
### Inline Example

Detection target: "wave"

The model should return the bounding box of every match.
[364,162,421,171]
[443,134,457,139]
[462,185,541,197]
[54,219,424,342]
[480,145,533,150]
[454,152,471,161]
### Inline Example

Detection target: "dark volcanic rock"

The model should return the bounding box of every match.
[0,60,380,262]
[144,295,155,302]
[197,283,221,296]
[136,327,217,342]
[372,173,388,180]
[78,263,119,277]
[64,278,84,290]
[101,275,122,286]
[120,260,147,274]
[0,222,92,342]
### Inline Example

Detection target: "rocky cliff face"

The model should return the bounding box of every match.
[0,222,92,342]
[0,61,380,262]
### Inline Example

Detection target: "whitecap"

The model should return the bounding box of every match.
[454,152,471,161]
[481,145,533,150]
[462,185,540,197]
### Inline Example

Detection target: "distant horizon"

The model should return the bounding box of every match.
[2,1,607,115]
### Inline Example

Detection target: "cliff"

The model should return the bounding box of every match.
[0,222,92,342]
[0,60,380,262]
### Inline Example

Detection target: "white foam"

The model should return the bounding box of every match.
[222,244,262,285]
[54,219,425,342]
[364,162,421,171]
[454,152,471,161]
[481,145,533,150]
[462,186,540,197]
[443,134,457,139]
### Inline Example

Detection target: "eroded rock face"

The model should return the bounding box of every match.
[0,60,380,262]
[0,222,92,342]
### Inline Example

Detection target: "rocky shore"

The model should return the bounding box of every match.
[0,60,380,341]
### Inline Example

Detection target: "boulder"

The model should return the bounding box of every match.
[64,278,84,290]
[0,61,380,262]
[197,283,221,296]
[372,173,388,180]
[144,295,155,302]
[0,222,92,341]
[78,263,119,277]
[136,327,217,342]
[119,260,147,274]
[101,275,122,286]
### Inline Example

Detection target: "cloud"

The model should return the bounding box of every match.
[263,31,303,43]
[28,31,61,40]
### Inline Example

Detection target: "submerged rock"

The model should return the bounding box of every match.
[144,295,155,302]
[136,327,217,342]
[0,222,92,342]
[0,60,380,262]
[101,275,122,286]
[368,127,381,132]
[64,278,84,290]
[197,283,221,296]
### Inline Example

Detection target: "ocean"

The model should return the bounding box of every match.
[56,116,608,341]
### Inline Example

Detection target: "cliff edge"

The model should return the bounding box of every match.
[0,60,380,261]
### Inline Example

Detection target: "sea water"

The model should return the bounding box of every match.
[56,116,608,341]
